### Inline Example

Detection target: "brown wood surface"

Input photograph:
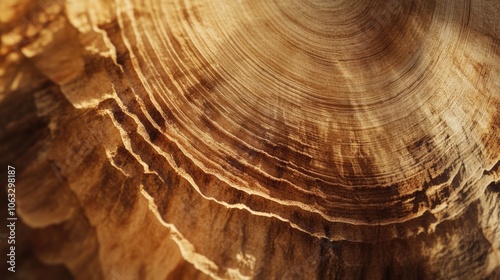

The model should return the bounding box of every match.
[1,0,499,279]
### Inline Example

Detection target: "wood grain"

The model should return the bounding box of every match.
[1,0,499,279]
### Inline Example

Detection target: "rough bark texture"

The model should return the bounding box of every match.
[1,0,499,279]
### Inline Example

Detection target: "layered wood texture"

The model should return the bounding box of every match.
[1,0,499,279]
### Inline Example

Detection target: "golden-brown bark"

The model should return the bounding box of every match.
[1,0,499,279]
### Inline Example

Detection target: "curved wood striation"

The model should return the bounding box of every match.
[1,0,499,279]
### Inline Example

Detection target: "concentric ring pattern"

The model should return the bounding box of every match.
[96,0,499,276]
[110,0,498,230]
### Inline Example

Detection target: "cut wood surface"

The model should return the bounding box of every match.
[0,0,499,279]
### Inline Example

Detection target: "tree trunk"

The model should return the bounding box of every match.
[1,0,499,279]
